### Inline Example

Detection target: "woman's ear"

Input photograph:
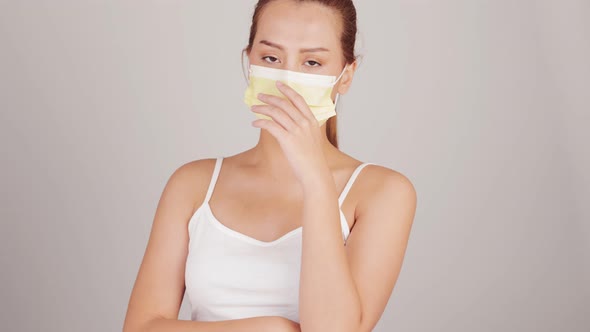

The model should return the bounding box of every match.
[336,60,358,95]
[242,47,252,83]
[242,47,251,62]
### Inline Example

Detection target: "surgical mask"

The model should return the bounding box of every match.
[244,64,347,127]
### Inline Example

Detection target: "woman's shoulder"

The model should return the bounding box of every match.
[363,162,414,189]
[338,153,413,188]
[347,158,417,213]
[344,159,417,238]
[166,157,220,212]
[170,157,218,183]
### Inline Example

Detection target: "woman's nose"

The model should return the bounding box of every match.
[281,60,300,72]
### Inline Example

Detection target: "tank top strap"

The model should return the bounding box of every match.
[338,162,375,208]
[204,157,224,203]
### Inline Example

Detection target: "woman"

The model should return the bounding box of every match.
[123,1,417,331]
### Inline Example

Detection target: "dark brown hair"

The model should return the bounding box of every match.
[245,0,358,149]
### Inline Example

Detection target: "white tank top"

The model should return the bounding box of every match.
[185,157,374,323]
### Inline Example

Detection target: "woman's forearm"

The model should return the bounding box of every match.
[133,315,285,332]
[298,172,362,332]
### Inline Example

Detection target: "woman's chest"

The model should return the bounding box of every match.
[185,214,302,322]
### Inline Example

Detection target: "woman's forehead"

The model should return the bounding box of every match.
[255,1,342,50]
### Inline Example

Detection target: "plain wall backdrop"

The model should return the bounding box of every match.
[1,0,588,331]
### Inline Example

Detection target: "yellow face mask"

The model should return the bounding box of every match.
[244,64,347,127]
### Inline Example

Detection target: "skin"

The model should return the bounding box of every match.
[122,1,417,332]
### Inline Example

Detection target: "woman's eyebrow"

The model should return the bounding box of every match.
[259,40,330,53]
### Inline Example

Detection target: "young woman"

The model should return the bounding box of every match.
[123,1,417,331]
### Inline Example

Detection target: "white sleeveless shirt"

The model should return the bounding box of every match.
[185,157,373,323]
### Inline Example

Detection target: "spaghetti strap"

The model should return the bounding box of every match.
[338,162,374,208]
[204,157,224,203]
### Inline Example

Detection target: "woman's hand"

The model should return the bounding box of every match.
[250,81,331,188]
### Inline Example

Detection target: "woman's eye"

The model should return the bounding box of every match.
[262,56,279,63]
[305,60,321,67]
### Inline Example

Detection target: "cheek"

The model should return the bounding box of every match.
[247,54,260,66]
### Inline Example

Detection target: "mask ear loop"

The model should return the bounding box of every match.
[334,64,348,85]
[332,64,349,106]
[241,48,251,85]
[332,55,362,106]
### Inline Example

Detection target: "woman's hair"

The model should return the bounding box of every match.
[245,0,358,149]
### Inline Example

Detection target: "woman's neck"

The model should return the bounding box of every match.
[247,126,338,180]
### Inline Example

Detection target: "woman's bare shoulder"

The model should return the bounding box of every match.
[337,154,412,186]
[174,157,218,180]
[354,161,417,212]
[165,157,219,212]
[367,162,415,192]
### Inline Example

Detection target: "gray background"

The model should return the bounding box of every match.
[1,0,589,331]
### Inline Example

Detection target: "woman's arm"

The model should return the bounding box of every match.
[122,160,295,332]
[298,166,416,332]
[137,316,291,332]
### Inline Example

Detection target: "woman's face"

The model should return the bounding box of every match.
[247,0,355,96]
